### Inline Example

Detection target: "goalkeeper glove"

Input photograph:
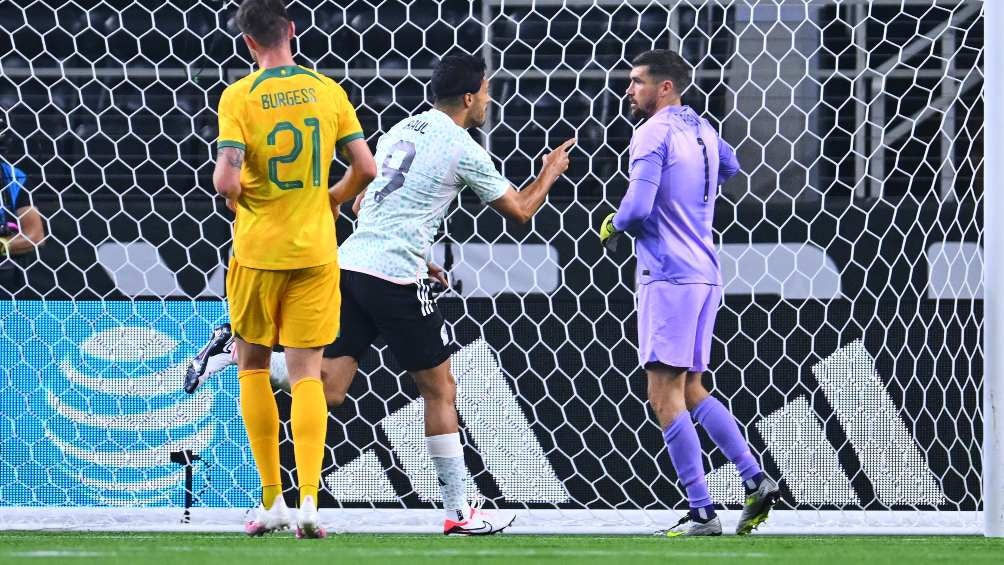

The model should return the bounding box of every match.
[1,221,19,257]
[598,212,622,252]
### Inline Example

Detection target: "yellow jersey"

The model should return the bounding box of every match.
[217,65,364,270]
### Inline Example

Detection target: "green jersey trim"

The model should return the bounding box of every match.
[336,131,365,152]
[217,140,246,151]
[249,65,322,94]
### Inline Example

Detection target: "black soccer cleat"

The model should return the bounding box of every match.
[183,323,235,394]
[736,475,780,535]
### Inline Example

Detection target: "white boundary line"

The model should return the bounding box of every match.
[0,508,982,535]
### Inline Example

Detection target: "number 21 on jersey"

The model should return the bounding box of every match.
[267,117,321,190]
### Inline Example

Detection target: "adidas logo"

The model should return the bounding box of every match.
[705,339,944,506]
[324,339,570,504]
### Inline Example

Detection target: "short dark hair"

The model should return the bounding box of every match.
[431,54,486,104]
[236,0,290,49]
[631,50,691,96]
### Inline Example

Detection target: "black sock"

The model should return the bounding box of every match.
[744,472,767,495]
[689,504,717,523]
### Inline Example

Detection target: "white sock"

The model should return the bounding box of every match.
[426,432,471,520]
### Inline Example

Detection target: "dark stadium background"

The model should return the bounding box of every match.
[0,1,984,512]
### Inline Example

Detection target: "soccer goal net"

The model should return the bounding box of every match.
[0,0,991,535]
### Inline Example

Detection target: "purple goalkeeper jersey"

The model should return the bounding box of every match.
[613,105,740,286]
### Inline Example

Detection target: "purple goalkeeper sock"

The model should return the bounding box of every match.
[663,411,713,509]
[692,396,763,486]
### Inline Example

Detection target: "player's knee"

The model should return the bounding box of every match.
[647,377,686,426]
[427,380,457,405]
[649,390,685,412]
[684,378,709,410]
[320,374,348,407]
[236,339,271,371]
[416,372,456,405]
[320,357,357,408]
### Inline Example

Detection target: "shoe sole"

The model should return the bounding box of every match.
[296,524,326,539]
[245,524,289,537]
[664,521,723,537]
[666,531,723,537]
[736,490,780,535]
[444,515,516,536]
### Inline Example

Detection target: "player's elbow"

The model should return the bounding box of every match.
[496,206,530,224]
[27,229,45,247]
[18,209,46,247]
[507,204,533,225]
[214,178,239,199]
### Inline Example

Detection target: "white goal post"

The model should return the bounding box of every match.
[982,0,1002,539]
[0,0,994,535]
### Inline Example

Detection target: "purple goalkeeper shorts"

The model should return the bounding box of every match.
[637,282,722,372]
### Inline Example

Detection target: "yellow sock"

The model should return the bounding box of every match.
[291,377,327,507]
[239,369,282,508]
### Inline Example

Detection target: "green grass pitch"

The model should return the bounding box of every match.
[1,532,1003,565]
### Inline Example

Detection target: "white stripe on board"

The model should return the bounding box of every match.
[812,339,944,505]
[756,396,860,505]
[379,397,480,503]
[46,390,211,430]
[324,451,398,503]
[60,361,188,397]
[452,339,570,503]
[46,425,214,468]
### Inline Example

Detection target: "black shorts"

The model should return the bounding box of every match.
[323,269,452,372]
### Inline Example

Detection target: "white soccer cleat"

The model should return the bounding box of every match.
[295,496,326,539]
[244,496,292,537]
[442,499,516,536]
[183,323,236,394]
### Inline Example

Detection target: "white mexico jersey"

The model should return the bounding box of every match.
[339,108,510,283]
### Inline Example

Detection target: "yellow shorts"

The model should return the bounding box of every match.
[226,258,340,349]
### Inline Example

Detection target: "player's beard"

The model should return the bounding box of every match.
[629,98,654,121]
[470,106,488,128]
